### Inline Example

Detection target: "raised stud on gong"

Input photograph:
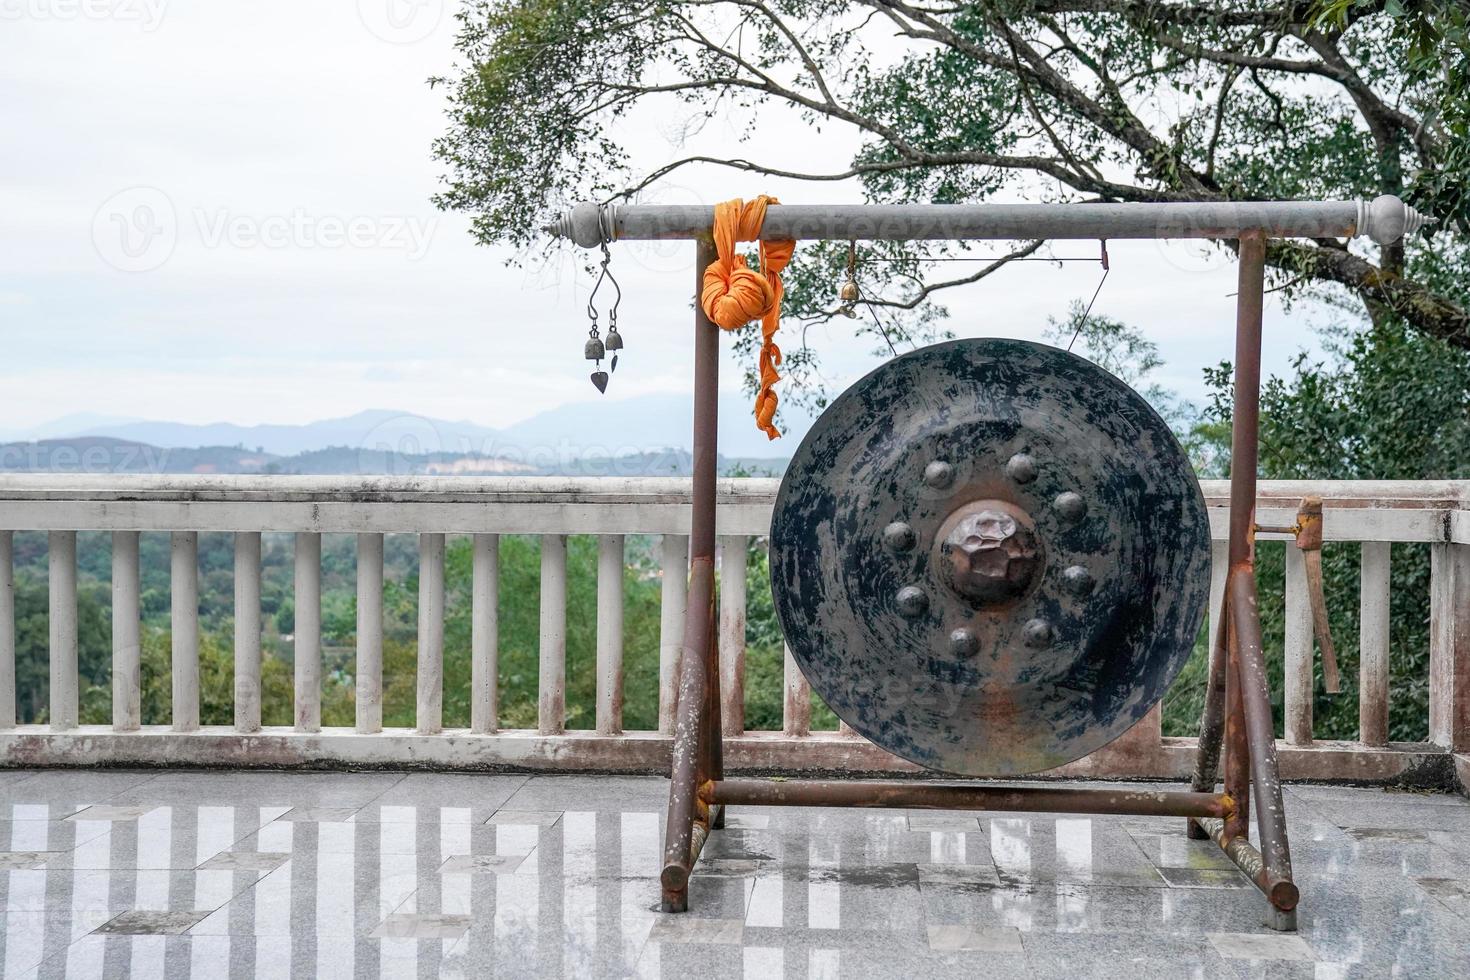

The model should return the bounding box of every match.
[1053,491,1087,523]
[1062,565,1096,597]
[1022,618,1054,649]
[950,628,979,658]
[882,521,917,552]
[1005,452,1038,484]
[896,586,929,618]
[923,460,955,490]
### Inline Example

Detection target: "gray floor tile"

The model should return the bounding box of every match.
[196,851,289,872]
[0,869,267,913]
[350,772,529,823]
[908,813,980,832]
[486,809,562,827]
[0,909,115,975]
[691,857,762,877]
[0,852,61,870]
[369,912,471,939]
[917,861,1001,887]
[986,816,1167,887]
[720,813,769,830]
[1127,829,1240,870]
[107,771,405,808]
[65,806,157,823]
[40,805,275,871]
[1416,877,1470,917]
[0,771,1467,977]
[438,853,526,874]
[500,775,666,812]
[0,818,114,855]
[1286,784,1470,807]
[1022,930,1238,979]
[275,806,360,822]
[30,933,461,980]
[0,771,159,807]
[1315,796,1470,832]
[927,923,1022,951]
[1160,867,1252,889]
[1209,931,1315,960]
[95,909,211,935]
[647,914,742,944]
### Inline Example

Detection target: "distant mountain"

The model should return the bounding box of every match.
[19,393,813,462]
[0,437,278,476]
[0,436,787,478]
[0,412,144,442]
[490,392,815,461]
[58,409,503,459]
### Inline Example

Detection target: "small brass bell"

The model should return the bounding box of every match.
[585,336,605,360]
[839,278,860,303]
[604,327,623,351]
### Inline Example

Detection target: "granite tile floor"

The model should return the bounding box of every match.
[0,770,1467,978]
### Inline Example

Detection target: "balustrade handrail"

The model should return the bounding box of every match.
[1,473,1467,500]
[0,475,1465,539]
[0,476,1466,789]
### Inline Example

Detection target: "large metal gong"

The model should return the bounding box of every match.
[770,338,1210,777]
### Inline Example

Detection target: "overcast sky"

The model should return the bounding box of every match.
[0,0,1343,445]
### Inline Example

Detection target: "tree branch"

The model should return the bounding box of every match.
[1266,240,1470,347]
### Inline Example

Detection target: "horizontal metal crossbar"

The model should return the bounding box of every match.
[546,196,1428,247]
[707,778,1232,819]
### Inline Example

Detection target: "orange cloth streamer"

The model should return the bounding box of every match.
[700,196,795,439]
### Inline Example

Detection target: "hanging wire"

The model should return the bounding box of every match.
[841,240,900,358]
[1066,240,1110,353]
[864,300,902,359]
[862,254,1103,264]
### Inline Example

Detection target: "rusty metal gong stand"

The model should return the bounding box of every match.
[546,195,1426,932]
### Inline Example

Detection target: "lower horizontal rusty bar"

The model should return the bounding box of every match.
[1196,817,1300,912]
[707,779,1232,819]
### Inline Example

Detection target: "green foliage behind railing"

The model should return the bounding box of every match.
[0,496,1442,743]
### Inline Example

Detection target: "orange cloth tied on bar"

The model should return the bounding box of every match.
[700,196,795,440]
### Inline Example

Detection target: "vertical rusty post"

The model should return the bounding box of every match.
[1222,231,1298,930]
[1224,229,1266,847]
[691,233,724,792]
[1197,229,1266,838]
[1229,232,1264,573]
[661,235,722,912]
[1222,230,1261,845]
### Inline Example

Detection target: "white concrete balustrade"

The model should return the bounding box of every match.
[0,476,1466,788]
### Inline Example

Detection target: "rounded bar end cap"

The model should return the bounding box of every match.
[1357,194,1434,245]
[545,202,613,248]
